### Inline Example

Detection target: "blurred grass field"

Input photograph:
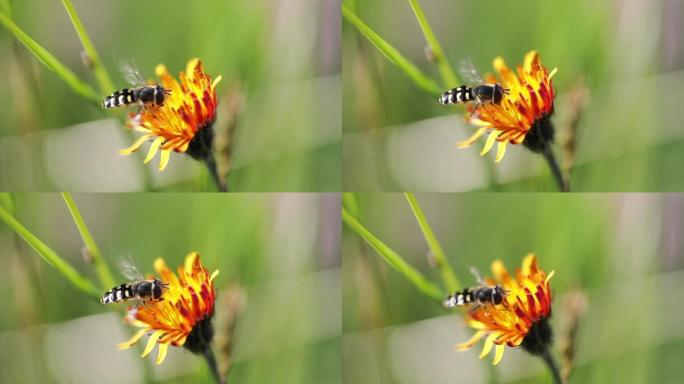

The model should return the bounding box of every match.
[342,0,684,191]
[343,193,684,383]
[0,0,340,191]
[0,193,341,383]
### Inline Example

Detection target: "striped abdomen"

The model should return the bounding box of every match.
[438,85,474,105]
[443,288,476,308]
[102,88,138,109]
[101,283,136,304]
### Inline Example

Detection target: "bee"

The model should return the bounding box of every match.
[443,267,507,309]
[102,63,170,112]
[101,257,169,305]
[438,58,510,117]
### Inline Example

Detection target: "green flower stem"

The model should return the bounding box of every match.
[342,3,442,96]
[60,0,114,94]
[61,193,115,289]
[406,0,459,88]
[342,193,359,218]
[0,204,100,299]
[0,10,99,103]
[404,193,460,292]
[0,193,13,213]
[342,207,444,303]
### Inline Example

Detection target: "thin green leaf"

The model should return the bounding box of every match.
[342,207,444,303]
[342,193,359,218]
[342,3,442,96]
[404,193,460,292]
[60,0,114,94]
[62,193,115,290]
[0,193,13,213]
[0,205,100,299]
[0,10,100,103]
[407,0,459,88]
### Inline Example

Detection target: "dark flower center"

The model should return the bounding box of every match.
[186,124,215,161]
[521,315,553,355]
[522,112,555,153]
[184,315,215,354]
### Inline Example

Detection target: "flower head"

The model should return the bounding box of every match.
[119,59,222,171]
[456,254,555,365]
[458,51,558,162]
[117,252,219,364]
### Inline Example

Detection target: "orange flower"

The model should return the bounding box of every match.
[456,254,555,365]
[458,51,558,162]
[117,252,219,364]
[119,59,222,171]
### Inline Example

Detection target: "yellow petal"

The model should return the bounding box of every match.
[546,270,556,283]
[156,342,169,365]
[210,269,220,283]
[455,330,486,351]
[117,329,148,350]
[495,141,508,163]
[492,344,506,365]
[141,330,163,358]
[158,149,171,171]
[478,333,499,359]
[144,137,164,164]
[185,252,199,274]
[212,75,223,89]
[456,127,488,149]
[549,67,558,79]
[480,130,499,156]
[119,134,152,156]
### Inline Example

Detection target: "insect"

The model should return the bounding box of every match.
[101,257,169,305]
[438,58,509,117]
[101,64,170,112]
[442,267,507,309]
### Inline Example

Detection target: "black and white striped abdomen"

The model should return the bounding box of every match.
[443,288,475,308]
[438,85,474,105]
[102,88,138,109]
[101,283,137,304]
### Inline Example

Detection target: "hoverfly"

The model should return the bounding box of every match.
[100,257,169,305]
[438,58,510,117]
[443,267,507,309]
[101,63,170,113]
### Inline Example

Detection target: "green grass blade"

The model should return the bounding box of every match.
[62,193,115,290]
[404,193,460,292]
[0,205,101,299]
[0,10,100,103]
[342,207,444,303]
[342,3,442,96]
[407,0,459,88]
[0,193,13,213]
[342,193,360,218]
[60,0,114,94]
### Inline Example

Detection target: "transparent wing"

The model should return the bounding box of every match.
[458,58,484,85]
[120,62,146,87]
[469,267,485,285]
[119,255,144,281]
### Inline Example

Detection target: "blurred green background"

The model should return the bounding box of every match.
[0,0,340,191]
[343,193,684,383]
[0,193,341,383]
[343,0,684,191]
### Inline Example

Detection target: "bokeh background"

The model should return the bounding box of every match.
[343,193,684,383]
[0,0,340,191]
[343,0,684,191]
[0,193,341,383]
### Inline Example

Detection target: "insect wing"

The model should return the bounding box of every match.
[458,58,484,85]
[119,255,144,281]
[120,62,146,87]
